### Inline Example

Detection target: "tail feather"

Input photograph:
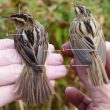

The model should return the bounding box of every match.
[43,74,53,101]
[99,58,109,84]
[14,65,54,105]
[88,53,109,86]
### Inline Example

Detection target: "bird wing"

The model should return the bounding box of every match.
[14,31,37,66]
[70,24,95,65]
[93,20,106,65]
[34,22,48,65]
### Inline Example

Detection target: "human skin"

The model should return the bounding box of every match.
[0,39,67,107]
[62,42,110,110]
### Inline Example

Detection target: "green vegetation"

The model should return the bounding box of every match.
[0,0,110,110]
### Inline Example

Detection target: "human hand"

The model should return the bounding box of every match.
[62,42,110,110]
[0,39,67,107]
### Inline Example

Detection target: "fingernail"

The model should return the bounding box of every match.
[47,54,63,65]
[55,65,67,76]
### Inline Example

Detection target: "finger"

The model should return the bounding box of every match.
[46,53,63,65]
[50,80,56,88]
[61,42,73,57]
[48,44,55,52]
[0,64,23,86]
[105,42,110,79]
[0,49,21,66]
[65,87,91,110]
[0,39,54,51]
[46,65,67,80]
[0,39,14,50]
[0,84,17,107]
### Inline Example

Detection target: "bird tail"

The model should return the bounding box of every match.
[88,53,109,86]
[14,64,54,105]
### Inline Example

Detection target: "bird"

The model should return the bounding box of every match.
[70,5,109,86]
[4,12,54,105]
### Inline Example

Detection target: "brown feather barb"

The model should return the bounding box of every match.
[70,5,109,86]
[5,13,54,105]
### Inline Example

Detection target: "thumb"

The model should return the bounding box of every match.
[65,87,91,110]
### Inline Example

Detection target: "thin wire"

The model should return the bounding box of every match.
[44,49,95,52]
[35,64,88,67]
[6,33,25,36]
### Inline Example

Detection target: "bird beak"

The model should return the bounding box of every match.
[3,16,11,20]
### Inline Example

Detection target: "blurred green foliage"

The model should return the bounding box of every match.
[0,0,110,110]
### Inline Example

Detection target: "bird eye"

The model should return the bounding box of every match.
[80,8,84,14]
[78,6,84,14]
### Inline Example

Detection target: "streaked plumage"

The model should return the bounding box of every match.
[5,13,54,105]
[70,5,109,86]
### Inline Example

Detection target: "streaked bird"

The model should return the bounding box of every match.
[70,5,109,86]
[4,13,54,105]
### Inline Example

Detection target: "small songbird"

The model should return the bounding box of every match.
[4,13,54,105]
[70,5,109,86]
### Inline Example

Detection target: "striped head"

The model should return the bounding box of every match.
[4,13,34,28]
[74,5,91,18]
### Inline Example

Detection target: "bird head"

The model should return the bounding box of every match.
[3,13,34,28]
[74,5,91,18]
